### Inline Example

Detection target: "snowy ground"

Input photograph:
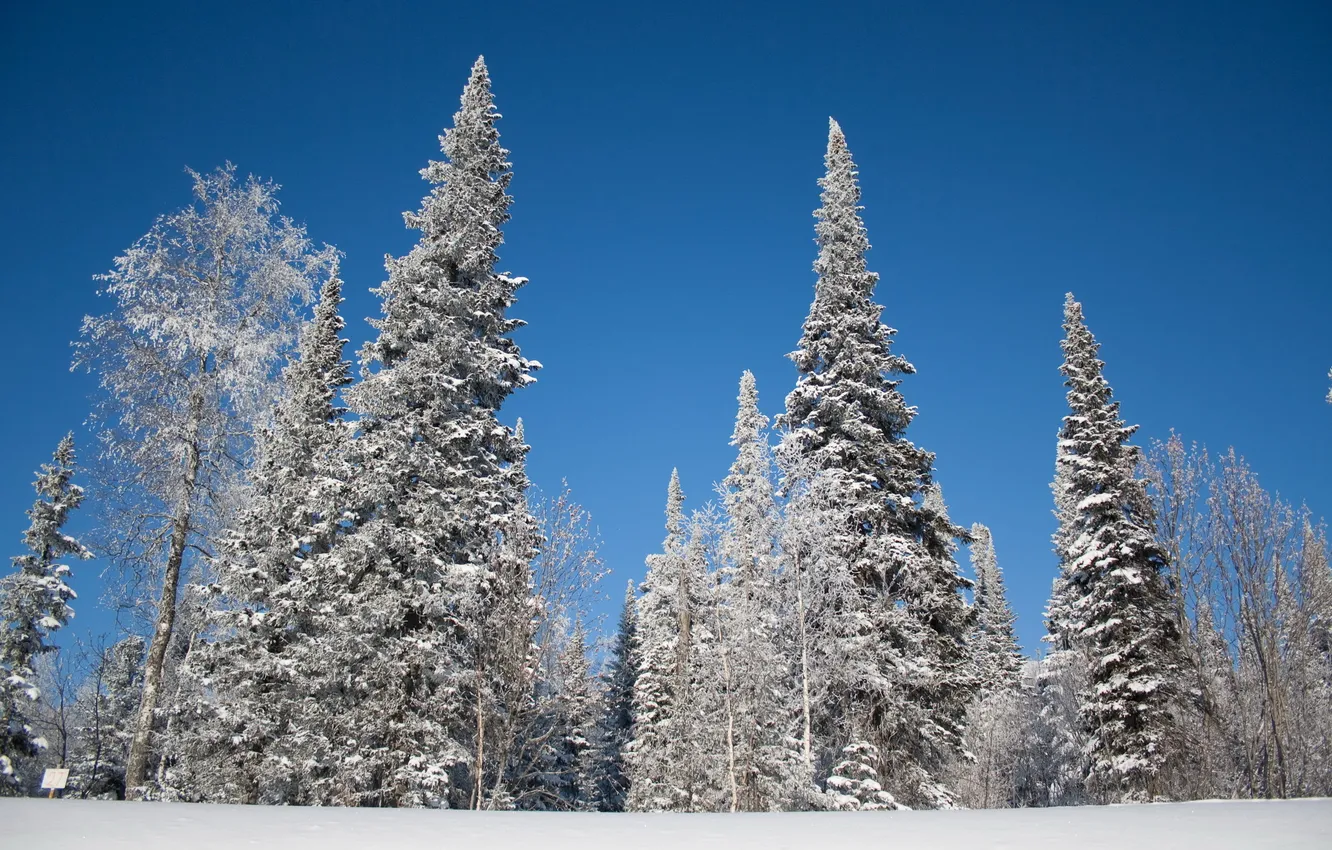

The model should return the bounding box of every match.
[3,798,1328,849]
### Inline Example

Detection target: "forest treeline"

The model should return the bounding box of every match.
[2,57,1329,811]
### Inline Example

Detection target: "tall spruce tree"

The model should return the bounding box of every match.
[777,119,974,808]
[1052,293,1183,802]
[310,56,538,808]
[0,435,87,794]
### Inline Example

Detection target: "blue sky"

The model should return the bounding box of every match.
[2,0,1329,655]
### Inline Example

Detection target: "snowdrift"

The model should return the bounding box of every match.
[3,797,1328,849]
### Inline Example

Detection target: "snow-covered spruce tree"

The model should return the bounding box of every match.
[625,471,687,812]
[1053,293,1184,802]
[526,621,596,810]
[969,524,1022,693]
[824,742,899,810]
[711,371,802,811]
[67,635,145,799]
[777,120,974,808]
[1016,651,1088,808]
[627,471,714,811]
[1,434,88,795]
[75,165,333,795]
[591,581,638,811]
[299,56,538,808]
[161,262,354,804]
[946,523,1026,808]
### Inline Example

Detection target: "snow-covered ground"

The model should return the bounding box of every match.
[3,798,1329,849]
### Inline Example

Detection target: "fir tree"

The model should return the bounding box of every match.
[945,524,1026,809]
[591,581,638,811]
[1053,293,1184,802]
[777,120,974,807]
[532,621,596,810]
[627,471,713,811]
[162,262,354,804]
[824,742,900,810]
[969,523,1022,693]
[716,371,802,810]
[309,56,537,808]
[1,434,88,794]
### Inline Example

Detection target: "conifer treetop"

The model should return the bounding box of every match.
[782,120,930,503]
[665,469,685,549]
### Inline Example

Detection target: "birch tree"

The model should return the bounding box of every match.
[75,165,333,794]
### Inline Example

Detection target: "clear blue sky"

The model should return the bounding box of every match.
[2,0,1329,656]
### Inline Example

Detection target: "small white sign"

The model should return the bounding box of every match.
[40,768,69,790]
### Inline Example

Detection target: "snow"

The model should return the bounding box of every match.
[3,798,1328,849]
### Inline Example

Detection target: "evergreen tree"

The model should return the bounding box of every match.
[591,581,638,811]
[162,262,354,804]
[1053,293,1184,802]
[714,371,801,810]
[1,435,88,794]
[310,56,537,808]
[824,742,900,810]
[627,471,712,811]
[946,523,1027,809]
[969,524,1022,693]
[777,119,974,807]
[530,621,596,810]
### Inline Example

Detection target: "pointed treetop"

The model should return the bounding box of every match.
[53,431,76,469]
[922,481,948,517]
[815,119,871,283]
[1061,294,1102,386]
[462,54,493,109]
[1059,292,1135,449]
[665,469,685,547]
[731,370,767,448]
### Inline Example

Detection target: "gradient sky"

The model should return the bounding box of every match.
[2,0,1329,656]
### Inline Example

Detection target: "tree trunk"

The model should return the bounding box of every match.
[124,394,203,797]
[714,605,740,812]
[796,576,813,768]
[473,654,486,810]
